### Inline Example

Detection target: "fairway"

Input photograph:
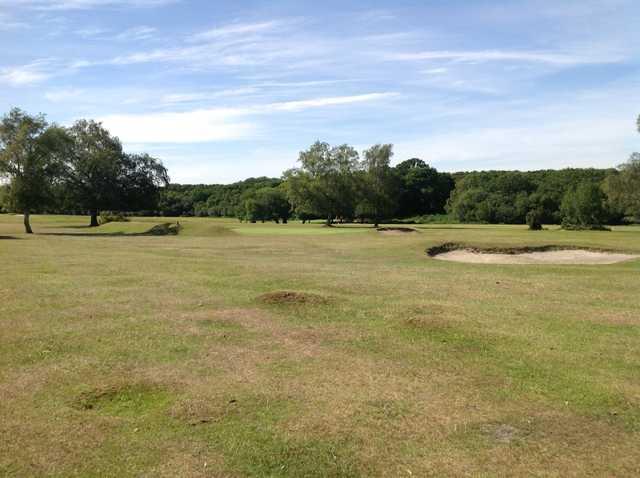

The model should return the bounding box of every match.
[1,214,640,477]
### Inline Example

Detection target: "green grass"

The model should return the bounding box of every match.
[1,214,639,476]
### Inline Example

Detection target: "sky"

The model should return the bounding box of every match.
[1,0,639,184]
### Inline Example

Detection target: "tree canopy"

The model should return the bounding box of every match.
[0,108,69,233]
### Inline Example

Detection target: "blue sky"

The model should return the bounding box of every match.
[1,0,639,183]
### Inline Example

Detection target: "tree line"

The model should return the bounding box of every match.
[2,107,639,231]
[0,108,168,233]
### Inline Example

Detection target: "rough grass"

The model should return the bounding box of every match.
[1,214,639,476]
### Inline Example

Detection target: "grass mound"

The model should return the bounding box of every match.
[146,222,181,236]
[257,290,328,305]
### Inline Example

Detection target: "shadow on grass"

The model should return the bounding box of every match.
[39,222,181,238]
[0,235,20,240]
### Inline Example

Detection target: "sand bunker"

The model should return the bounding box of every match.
[433,249,638,265]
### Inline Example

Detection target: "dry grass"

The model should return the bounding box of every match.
[1,214,639,476]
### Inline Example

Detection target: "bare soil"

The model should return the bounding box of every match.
[257,290,329,304]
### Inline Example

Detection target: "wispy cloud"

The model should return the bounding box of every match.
[0,13,28,30]
[0,0,177,10]
[0,60,53,86]
[115,25,156,41]
[75,26,110,38]
[159,87,260,105]
[190,21,282,42]
[265,92,398,112]
[388,49,622,65]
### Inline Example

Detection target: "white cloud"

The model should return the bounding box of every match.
[100,108,254,143]
[388,49,622,65]
[98,92,397,143]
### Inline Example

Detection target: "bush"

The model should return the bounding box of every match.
[99,211,130,224]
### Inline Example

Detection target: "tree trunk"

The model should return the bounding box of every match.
[374,217,379,228]
[23,210,33,234]
[90,209,99,227]
[325,215,331,226]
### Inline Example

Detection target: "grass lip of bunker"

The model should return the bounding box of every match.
[376,226,418,234]
[427,242,639,265]
[257,290,329,305]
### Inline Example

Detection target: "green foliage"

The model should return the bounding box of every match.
[285,142,360,225]
[447,169,614,224]
[560,182,609,230]
[0,108,70,232]
[0,184,9,212]
[394,158,454,217]
[64,120,168,226]
[604,153,640,223]
[159,177,281,217]
[240,187,291,223]
[357,144,399,226]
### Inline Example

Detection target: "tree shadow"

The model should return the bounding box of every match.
[38,232,145,237]
[39,222,180,238]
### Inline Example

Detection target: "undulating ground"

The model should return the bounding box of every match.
[1,214,639,477]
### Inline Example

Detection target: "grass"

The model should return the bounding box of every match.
[1,213,639,476]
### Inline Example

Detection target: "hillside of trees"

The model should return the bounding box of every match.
[2,107,640,232]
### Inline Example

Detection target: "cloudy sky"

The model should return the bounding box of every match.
[1,0,639,183]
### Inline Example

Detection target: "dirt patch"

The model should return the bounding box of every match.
[257,291,329,305]
[428,243,638,265]
[481,423,523,444]
[377,227,417,234]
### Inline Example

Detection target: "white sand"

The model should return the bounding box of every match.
[433,249,638,265]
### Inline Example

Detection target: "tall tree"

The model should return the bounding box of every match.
[0,109,69,233]
[284,141,359,225]
[359,144,398,227]
[394,158,454,217]
[64,121,167,225]
[560,181,608,229]
[64,120,125,226]
[119,153,169,213]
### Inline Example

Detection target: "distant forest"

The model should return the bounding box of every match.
[2,108,640,231]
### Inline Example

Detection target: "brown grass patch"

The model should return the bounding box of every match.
[257,290,328,305]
